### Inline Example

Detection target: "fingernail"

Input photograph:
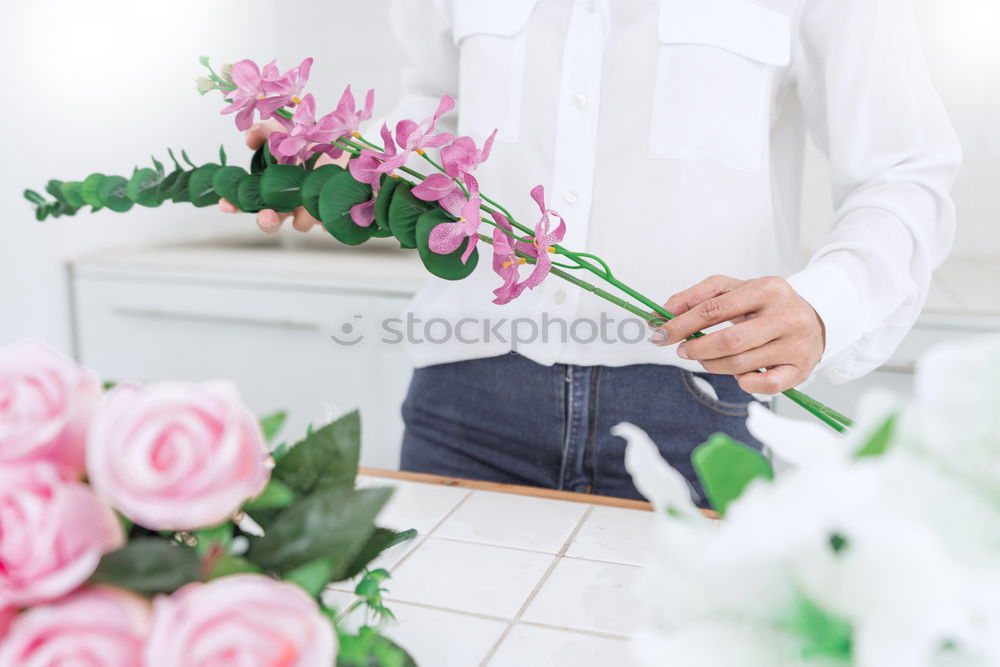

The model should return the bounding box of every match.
[677,343,689,359]
[650,329,668,346]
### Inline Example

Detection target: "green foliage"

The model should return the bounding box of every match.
[386,181,430,249]
[284,557,336,597]
[261,164,306,210]
[301,164,344,220]
[692,432,774,516]
[319,169,375,245]
[126,168,163,207]
[854,414,897,459]
[416,208,480,280]
[271,411,361,495]
[247,486,393,574]
[787,595,853,660]
[243,478,297,512]
[259,410,287,443]
[340,528,417,582]
[212,165,249,204]
[337,627,417,667]
[189,164,222,207]
[88,538,201,595]
[236,173,265,212]
[96,175,134,213]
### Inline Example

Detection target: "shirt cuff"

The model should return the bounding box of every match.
[786,259,866,374]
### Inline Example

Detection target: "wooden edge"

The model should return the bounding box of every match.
[359,467,655,511]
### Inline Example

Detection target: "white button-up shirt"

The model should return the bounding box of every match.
[382,0,961,384]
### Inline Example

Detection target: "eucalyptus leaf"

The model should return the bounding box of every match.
[59,181,85,209]
[189,163,222,207]
[250,144,269,175]
[80,173,106,210]
[300,164,344,220]
[211,166,249,205]
[156,169,182,203]
[387,182,433,249]
[219,144,227,167]
[45,179,66,203]
[692,432,773,516]
[169,170,193,203]
[181,149,197,169]
[415,207,479,280]
[126,168,162,207]
[23,189,46,205]
[247,486,392,574]
[236,173,265,212]
[271,411,361,496]
[284,557,336,597]
[96,175,134,213]
[260,164,306,211]
[373,176,402,234]
[88,538,200,595]
[151,154,165,176]
[318,169,374,245]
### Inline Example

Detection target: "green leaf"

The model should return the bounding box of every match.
[244,478,297,511]
[96,175,134,213]
[272,411,361,496]
[198,55,210,67]
[787,595,853,660]
[284,557,336,597]
[259,411,287,443]
[211,165,249,205]
[301,164,344,220]
[59,182,85,209]
[260,164,307,211]
[337,627,417,667]
[169,170,193,203]
[151,154,165,176]
[415,207,480,280]
[45,179,66,202]
[167,148,183,171]
[155,169,182,202]
[219,144,228,167]
[250,144,269,175]
[373,177,402,234]
[854,414,897,459]
[181,149,197,168]
[692,433,774,516]
[247,486,393,574]
[189,163,222,207]
[236,173,265,212]
[80,174,106,211]
[387,182,432,249]
[204,552,262,580]
[318,169,374,246]
[126,168,163,207]
[23,189,46,205]
[338,528,417,582]
[88,538,200,595]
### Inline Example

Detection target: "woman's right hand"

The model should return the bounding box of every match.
[218,119,346,233]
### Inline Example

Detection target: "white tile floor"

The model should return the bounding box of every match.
[330,475,653,666]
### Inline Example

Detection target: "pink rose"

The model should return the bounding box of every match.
[0,339,101,478]
[145,574,337,666]
[0,586,149,667]
[0,463,124,607]
[0,605,15,640]
[87,381,270,531]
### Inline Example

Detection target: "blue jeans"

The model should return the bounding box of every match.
[400,352,764,504]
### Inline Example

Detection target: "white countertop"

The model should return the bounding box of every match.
[329,473,656,667]
[71,233,1000,317]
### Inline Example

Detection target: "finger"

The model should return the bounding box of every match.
[660,285,764,345]
[663,274,745,317]
[291,207,319,232]
[257,208,292,234]
[677,319,783,361]
[697,340,788,376]
[219,198,238,214]
[245,119,285,150]
[736,365,801,395]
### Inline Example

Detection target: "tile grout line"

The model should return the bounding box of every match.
[477,504,596,667]
[426,534,643,568]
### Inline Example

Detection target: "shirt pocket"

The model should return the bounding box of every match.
[451,0,539,143]
[650,0,791,171]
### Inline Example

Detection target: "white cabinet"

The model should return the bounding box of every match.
[70,235,427,470]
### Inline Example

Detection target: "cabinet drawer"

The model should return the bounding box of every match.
[73,274,417,470]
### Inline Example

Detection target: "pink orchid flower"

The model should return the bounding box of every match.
[490,212,529,305]
[428,173,483,264]
[347,124,401,227]
[220,58,313,131]
[257,57,313,119]
[517,185,567,289]
[220,59,276,131]
[267,94,340,164]
[395,95,456,153]
[412,130,496,215]
[329,86,375,143]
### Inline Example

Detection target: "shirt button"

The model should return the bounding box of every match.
[563,190,578,205]
[553,289,568,304]
[573,93,587,109]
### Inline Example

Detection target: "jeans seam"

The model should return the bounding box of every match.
[558,365,573,490]
[586,366,602,494]
[679,368,750,417]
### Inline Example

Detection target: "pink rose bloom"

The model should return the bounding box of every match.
[0,339,102,478]
[86,381,270,531]
[0,586,149,667]
[145,575,337,666]
[0,463,124,608]
[0,605,15,640]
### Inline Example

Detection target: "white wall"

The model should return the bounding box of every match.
[0,0,405,352]
[2,0,998,352]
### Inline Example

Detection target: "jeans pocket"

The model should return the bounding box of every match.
[679,368,751,417]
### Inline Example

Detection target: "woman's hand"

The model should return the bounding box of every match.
[654,275,826,394]
[218,119,348,233]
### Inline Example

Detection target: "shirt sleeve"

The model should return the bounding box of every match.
[375,0,459,136]
[785,0,962,384]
